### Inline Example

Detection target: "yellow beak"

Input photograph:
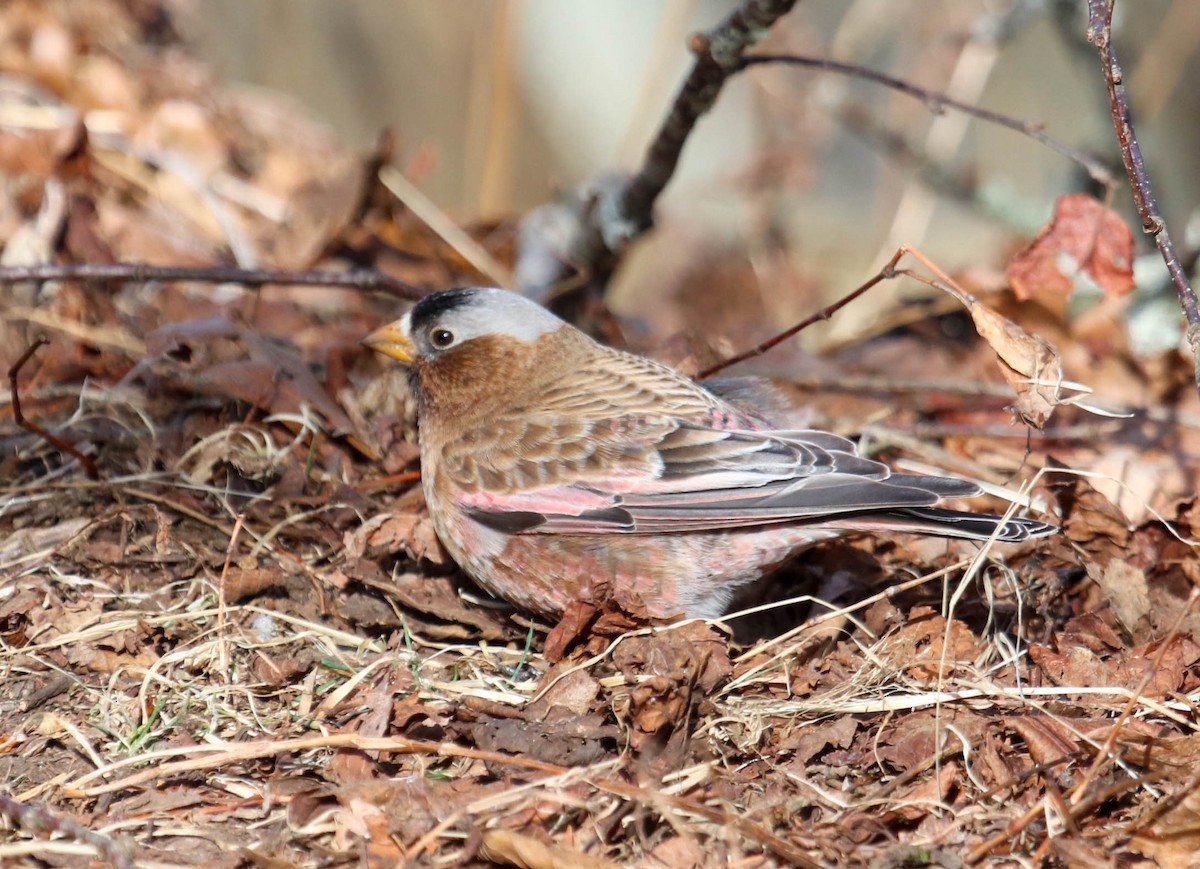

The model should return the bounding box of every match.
[361,318,416,363]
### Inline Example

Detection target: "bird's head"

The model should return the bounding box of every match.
[361,287,574,412]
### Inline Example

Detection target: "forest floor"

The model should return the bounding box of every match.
[2,3,1200,867]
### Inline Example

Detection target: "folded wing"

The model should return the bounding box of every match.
[450,412,1038,537]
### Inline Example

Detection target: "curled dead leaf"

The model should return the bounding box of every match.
[965,297,1064,428]
[936,282,1065,429]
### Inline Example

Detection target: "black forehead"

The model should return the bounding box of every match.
[410,288,478,331]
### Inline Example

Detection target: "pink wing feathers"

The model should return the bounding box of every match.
[440,350,1055,543]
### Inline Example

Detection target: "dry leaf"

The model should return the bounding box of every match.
[966,298,1064,428]
[1008,193,1135,300]
[1095,560,1151,637]
[480,829,620,869]
[544,600,599,662]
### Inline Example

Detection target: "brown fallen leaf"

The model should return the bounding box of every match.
[0,113,86,180]
[1007,193,1135,301]
[878,709,986,773]
[1095,560,1152,638]
[608,622,732,755]
[1030,633,1200,697]
[1004,715,1083,768]
[882,761,957,823]
[137,316,372,453]
[780,715,859,765]
[479,828,620,869]
[875,608,986,680]
[1130,783,1200,869]
[468,707,617,768]
[222,562,283,603]
[543,600,600,662]
[345,511,449,565]
[526,667,601,719]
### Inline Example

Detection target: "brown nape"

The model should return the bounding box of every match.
[412,327,589,422]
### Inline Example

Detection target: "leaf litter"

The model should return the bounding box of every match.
[1,3,1199,868]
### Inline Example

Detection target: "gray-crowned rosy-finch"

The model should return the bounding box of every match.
[362,287,1056,620]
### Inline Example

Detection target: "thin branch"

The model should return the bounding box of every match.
[538,0,800,294]
[0,792,132,869]
[7,337,100,479]
[834,101,1021,228]
[740,53,1115,188]
[1087,0,1200,399]
[0,262,427,300]
[697,247,904,378]
[616,0,800,238]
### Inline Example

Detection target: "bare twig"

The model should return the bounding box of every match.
[0,792,132,869]
[740,53,1115,188]
[541,0,800,294]
[698,246,904,377]
[617,0,800,238]
[0,262,426,300]
[1087,0,1200,398]
[6,337,99,479]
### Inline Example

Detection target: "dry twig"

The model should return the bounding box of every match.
[0,262,426,300]
[536,0,800,295]
[740,53,1114,188]
[1087,0,1200,398]
[0,792,132,869]
[6,337,99,479]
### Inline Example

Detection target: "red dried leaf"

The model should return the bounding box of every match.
[544,600,600,662]
[1007,193,1135,300]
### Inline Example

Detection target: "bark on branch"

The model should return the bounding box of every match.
[1087,0,1200,399]
[521,0,800,299]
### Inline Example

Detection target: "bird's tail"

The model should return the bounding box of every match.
[820,507,1058,543]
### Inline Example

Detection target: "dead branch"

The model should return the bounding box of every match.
[740,53,1115,188]
[1087,0,1200,399]
[0,262,426,300]
[530,0,800,297]
[7,336,99,479]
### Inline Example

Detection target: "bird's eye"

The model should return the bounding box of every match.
[430,328,456,349]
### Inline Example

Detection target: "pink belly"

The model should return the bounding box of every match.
[447,517,837,619]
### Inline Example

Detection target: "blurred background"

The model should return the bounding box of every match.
[190,0,1200,350]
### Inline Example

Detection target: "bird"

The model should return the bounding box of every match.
[361,287,1057,621]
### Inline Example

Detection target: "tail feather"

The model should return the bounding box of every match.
[820,506,1058,543]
